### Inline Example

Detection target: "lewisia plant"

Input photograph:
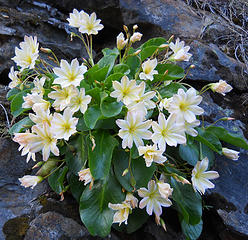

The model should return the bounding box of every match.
[7,9,248,240]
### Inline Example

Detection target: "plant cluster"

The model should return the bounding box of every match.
[7,9,248,240]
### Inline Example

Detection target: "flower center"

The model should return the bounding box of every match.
[179,102,188,111]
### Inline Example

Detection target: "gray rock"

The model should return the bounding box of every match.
[24,211,89,240]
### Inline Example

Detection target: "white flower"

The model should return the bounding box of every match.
[8,67,21,89]
[29,105,53,126]
[210,80,233,96]
[78,168,93,185]
[79,12,104,35]
[14,122,59,161]
[127,102,148,120]
[51,108,78,140]
[169,38,192,61]
[116,111,152,149]
[184,119,200,137]
[151,113,186,152]
[139,58,158,81]
[19,175,43,189]
[67,9,87,28]
[157,181,173,199]
[53,59,87,88]
[159,97,173,111]
[130,32,143,43]
[117,32,128,50]
[12,36,39,71]
[22,92,50,110]
[222,148,239,161]
[192,157,219,194]
[168,88,204,123]
[31,76,46,96]
[110,75,140,105]
[138,145,167,167]
[138,180,172,216]
[108,193,138,226]
[48,85,78,111]
[69,88,92,113]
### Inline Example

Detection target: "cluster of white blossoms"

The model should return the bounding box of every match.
[67,9,103,35]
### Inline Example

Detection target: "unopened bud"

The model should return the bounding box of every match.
[36,159,58,177]
[130,32,143,43]
[221,117,235,121]
[133,24,138,30]
[160,218,167,231]
[90,135,96,151]
[122,168,129,176]
[89,178,94,190]
[32,161,44,169]
[159,44,169,48]
[173,174,191,185]
[168,35,174,43]
[133,49,141,56]
[123,25,129,33]
[189,64,195,69]
[40,47,52,54]
[155,214,160,225]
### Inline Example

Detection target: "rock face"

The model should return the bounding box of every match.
[0,0,248,239]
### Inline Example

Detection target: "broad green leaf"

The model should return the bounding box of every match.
[113,149,156,192]
[98,48,119,75]
[140,45,158,61]
[87,130,118,180]
[100,95,123,118]
[113,64,130,75]
[79,172,124,237]
[207,126,248,150]
[159,82,186,98]
[10,90,29,117]
[65,135,88,174]
[76,118,90,131]
[9,117,34,134]
[84,64,100,84]
[67,173,85,202]
[92,66,109,82]
[126,48,140,78]
[140,37,166,49]
[6,88,21,100]
[104,72,124,89]
[48,166,68,194]
[156,64,184,79]
[201,143,215,167]
[181,218,203,240]
[84,105,102,129]
[171,178,202,225]
[195,128,222,154]
[179,143,199,166]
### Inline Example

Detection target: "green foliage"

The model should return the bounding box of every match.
[48,166,68,194]
[9,117,34,134]
[10,90,29,117]
[84,105,102,129]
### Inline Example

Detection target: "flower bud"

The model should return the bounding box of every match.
[40,47,52,53]
[123,25,129,33]
[159,44,169,49]
[19,175,43,189]
[132,49,141,56]
[36,159,58,177]
[32,161,44,169]
[122,168,129,176]
[130,32,143,43]
[222,148,239,160]
[116,32,128,50]
[133,24,138,31]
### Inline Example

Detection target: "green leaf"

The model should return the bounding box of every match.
[9,117,34,134]
[7,87,21,100]
[156,64,185,80]
[79,172,124,237]
[140,37,166,49]
[65,135,88,175]
[113,149,156,192]
[84,105,102,129]
[104,73,124,89]
[179,143,199,166]
[113,64,130,75]
[201,143,215,167]
[195,128,222,154]
[100,95,123,118]
[181,218,203,240]
[87,130,118,180]
[171,178,202,225]
[67,173,85,202]
[140,45,158,61]
[84,65,109,83]
[84,64,100,84]
[159,82,186,98]
[126,48,140,78]
[98,48,119,75]
[10,90,29,117]
[48,166,68,194]
[207,126,248,150]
